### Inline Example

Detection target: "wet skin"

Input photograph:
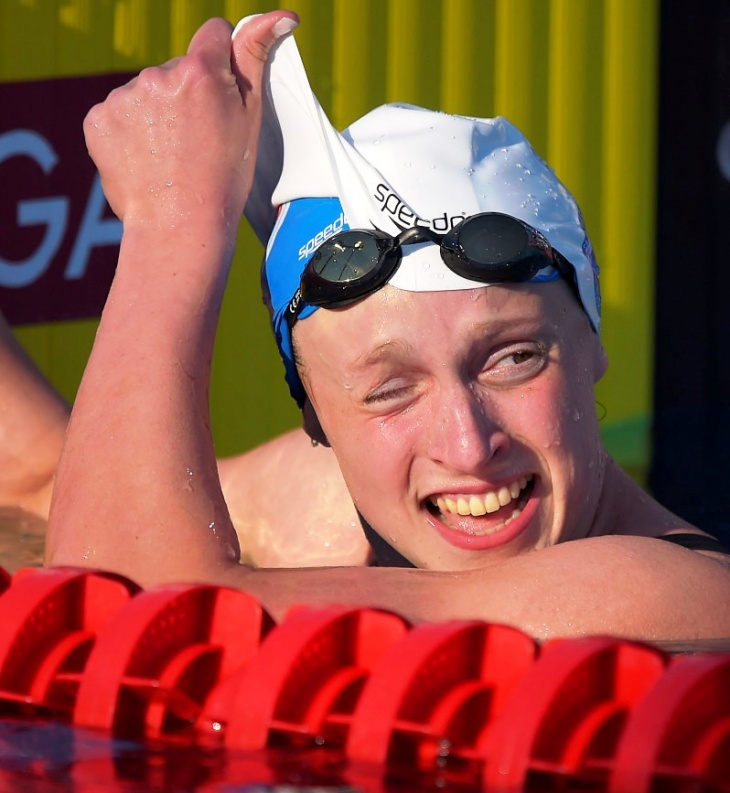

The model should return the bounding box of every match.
[295,280,609,570]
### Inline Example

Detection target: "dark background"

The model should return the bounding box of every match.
[650,1,730,542]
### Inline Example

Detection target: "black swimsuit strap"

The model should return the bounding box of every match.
[358,511,415,568]
[659,532,730,555]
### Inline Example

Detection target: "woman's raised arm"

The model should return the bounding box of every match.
[45,13,298,584]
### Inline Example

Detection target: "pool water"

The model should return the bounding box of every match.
[2,716,648,792]
[0,717,496,792]
[0,507,45,572]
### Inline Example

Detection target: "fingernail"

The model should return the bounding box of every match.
[272,16,298,40]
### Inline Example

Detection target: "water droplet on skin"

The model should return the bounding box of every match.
[164,180,172,187]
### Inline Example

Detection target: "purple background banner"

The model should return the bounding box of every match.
[0,73,134,324]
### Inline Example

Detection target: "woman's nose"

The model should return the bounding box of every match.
[427,384,510,474]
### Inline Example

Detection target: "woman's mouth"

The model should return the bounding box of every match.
[426,475,535,539]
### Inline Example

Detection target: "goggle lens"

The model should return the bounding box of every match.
[448,213,534,265]
[310,230,388,282]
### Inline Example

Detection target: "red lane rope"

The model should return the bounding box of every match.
[0,566,727,792]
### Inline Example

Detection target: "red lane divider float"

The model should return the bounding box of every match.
[609,653,730,793]
[0,565,727,792]
[74,583,267,738]
[479,637,668,791]
[200,604,408,751]
[0,568,137,717]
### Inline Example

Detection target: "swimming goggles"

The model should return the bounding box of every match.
[284,211,577,326]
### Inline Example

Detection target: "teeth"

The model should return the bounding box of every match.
[433,476,532,519]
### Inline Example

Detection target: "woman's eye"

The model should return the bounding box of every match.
[484,345,547,382]
[363,381,413,406]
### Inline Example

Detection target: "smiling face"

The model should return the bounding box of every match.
[294,280,609,570]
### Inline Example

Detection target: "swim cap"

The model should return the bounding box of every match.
[239,21,601,406]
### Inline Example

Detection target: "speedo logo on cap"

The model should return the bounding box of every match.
[298,211,347,260]
[374,183,466,232]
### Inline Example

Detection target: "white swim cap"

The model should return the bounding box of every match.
[239,21,601,404]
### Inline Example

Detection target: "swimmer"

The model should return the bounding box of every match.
[46,13,730,640]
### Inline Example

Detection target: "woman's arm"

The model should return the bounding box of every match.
[216,533,730,642]
[45,13,299,581]
[0,311,69,519]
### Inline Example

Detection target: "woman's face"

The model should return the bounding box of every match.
[295,280,608,570]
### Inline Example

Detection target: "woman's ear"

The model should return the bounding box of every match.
[302,398,330,447]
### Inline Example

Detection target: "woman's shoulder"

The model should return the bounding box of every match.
[218,428,370,568]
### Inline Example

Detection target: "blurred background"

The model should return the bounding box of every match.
[1,0,728,540]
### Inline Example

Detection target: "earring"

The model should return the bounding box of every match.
[311,438,319,448]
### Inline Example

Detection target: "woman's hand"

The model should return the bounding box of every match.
[83,13,297,235]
